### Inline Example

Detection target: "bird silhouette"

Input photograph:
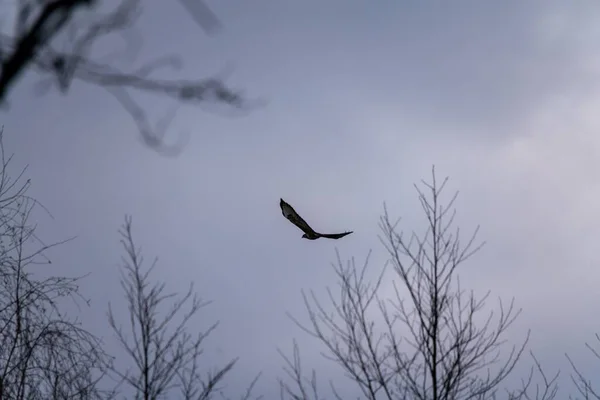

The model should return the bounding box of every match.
[280,198,353,240]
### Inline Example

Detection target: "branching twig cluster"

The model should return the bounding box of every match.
[0,128,112,400]
[279,167,559,400]
[567,334,600,400]
[107,215,262,399]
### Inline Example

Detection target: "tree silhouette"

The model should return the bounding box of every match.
[0,129,111,399]
[107,215,262,400]
[568,333,600,400]
[279,167,559,400]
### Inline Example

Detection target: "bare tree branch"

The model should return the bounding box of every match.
[280,166,551,400]
[0,0,257,155]
[0,0,95,101]
[0,127,111,400]
[107,215,261,399]
[567,333,600,400]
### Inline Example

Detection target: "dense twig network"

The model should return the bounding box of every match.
[279,167,560,400]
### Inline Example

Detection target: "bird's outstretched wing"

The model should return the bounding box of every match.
[319,231,353,239]
[280,199,353,240]
[280,199,318,236]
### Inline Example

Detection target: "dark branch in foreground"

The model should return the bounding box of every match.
[0,0,258,155]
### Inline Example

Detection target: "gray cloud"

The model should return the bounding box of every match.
[2,0,600,397]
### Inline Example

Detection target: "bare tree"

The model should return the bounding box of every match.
[279,167,559,400]
[107,215,261,400]
[567,334,600,400]
[0,129,112,400]
[0,0,255,155]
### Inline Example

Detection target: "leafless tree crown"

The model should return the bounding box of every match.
[0,128,111,400]
[107,215,262,400]
[0,125,264,399]
[279,167,558,400]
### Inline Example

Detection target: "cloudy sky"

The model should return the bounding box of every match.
[2,0,600,397]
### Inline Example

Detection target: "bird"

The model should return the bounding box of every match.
[279,198,353,240]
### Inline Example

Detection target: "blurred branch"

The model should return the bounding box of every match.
[177,0,223,35]
[0,0,96,102]
[0,0,258,155]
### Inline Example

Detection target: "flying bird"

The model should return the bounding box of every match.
[279,198,353,240]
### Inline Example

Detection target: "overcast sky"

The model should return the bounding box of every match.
[2,0,600,398]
